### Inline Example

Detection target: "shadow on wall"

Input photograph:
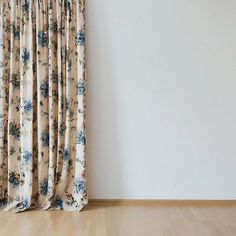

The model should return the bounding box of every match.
[85,1,125,199]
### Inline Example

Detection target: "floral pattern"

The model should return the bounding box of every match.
[0,0,87,212]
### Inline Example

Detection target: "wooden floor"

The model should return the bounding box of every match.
[0,201,236,236]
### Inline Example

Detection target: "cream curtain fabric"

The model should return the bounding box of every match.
[0,0,87,212]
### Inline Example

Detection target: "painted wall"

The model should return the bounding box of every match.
[86,0,236,199]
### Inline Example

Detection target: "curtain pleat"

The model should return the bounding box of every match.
[0,0,87,212]
[0,0,9,207]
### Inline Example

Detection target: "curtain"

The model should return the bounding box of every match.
[0,0,87,212]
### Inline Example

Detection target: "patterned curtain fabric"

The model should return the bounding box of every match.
[0,0,87,212]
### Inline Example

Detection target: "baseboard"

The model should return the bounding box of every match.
[88,199,236,206]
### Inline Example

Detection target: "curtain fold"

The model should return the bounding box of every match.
[0,0,87,212]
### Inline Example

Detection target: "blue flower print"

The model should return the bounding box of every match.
[22,0,30,12]
[22,198,29,209]
[22,48,30,65]
[23,100,32,113]
[64,0,71,12]
[63,148,69,161]
[53,196,63,209]
[11,24,20,40]
[38,31,48,47]
[76,130,86,145]
[65,48,69,62]
[41,130,49,147]
[23,151,32,163]
[8,171,20,188]
[77,80,85,95]
[39,179,48,196]
[40,81,49,98]
[75,30,85,46]
[65,98,70,112]
[74,178,85,194]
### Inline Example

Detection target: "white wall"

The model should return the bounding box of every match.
[86,0,236,199]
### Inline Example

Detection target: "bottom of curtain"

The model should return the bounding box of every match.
[1,198,88,213]
[0,189,88,213]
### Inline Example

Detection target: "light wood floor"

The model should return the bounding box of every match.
[0,201,236,236]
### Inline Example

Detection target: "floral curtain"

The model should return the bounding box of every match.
[0,0,87,212]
